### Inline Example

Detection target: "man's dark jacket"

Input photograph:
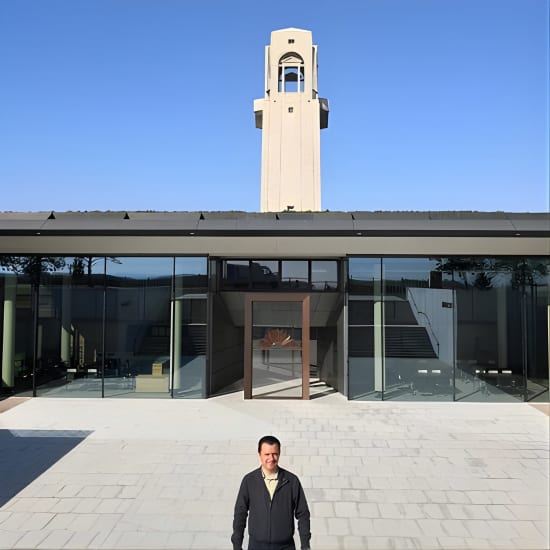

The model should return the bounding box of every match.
[231,466,311,550]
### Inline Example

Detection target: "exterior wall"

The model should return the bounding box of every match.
[256,94,321,212]
[0,235,547,257]
[254,28,326,212]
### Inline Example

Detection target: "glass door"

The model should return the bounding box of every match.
[244,294,310,399]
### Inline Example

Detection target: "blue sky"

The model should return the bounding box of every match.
[0,0,548,213]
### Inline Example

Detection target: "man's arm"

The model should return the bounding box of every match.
[231,477,249,550]
[295,481,311,550]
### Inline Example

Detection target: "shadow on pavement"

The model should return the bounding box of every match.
[0,429,91,507]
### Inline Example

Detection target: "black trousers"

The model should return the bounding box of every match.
[248,538,296,550]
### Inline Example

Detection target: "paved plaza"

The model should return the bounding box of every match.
[0,394,548,550]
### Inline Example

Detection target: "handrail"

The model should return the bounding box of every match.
[407,290,440,356]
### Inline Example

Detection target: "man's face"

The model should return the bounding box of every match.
[259,443,280,474]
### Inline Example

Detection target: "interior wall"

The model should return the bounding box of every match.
[316,326,337,389]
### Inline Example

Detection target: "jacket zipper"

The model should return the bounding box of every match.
[268,478,289,542]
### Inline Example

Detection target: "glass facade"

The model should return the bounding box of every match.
[103,257,173,398]
[348,257,549,402]
[1,254,548,402]
[221,259,340,292]
[37,257,105,397]
[173,257,208,397]
[0,255,208,398]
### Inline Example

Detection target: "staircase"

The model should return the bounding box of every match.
[137,326,207,356]
[384,326,437,358]
[349,326,436,358]
[181,325,207,355]
[139,336,169,355]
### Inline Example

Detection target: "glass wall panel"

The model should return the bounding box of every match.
[174,256,207,289]
[281,261,308,289]
[223,260,251,290]
[173,257,208,398]
[251,260,280,290]
[221,259,340,293]
[348,256,549,402]
[526,258,549,401]
[311,261,338,290]
[104,257,173,398]
[382,258,454,401]
[348,258,382,399]
[36,257,105,397]
[450,258,548,402]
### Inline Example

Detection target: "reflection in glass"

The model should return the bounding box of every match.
[348,258,381,400]
[2,255,209,399]
[348,256,549,402]
[174,256,207,288]
[221,259,339,293]
[451,258,549,402]
[223,260,251,289]
[0,256,105,397]
[251,261,280,290]
[281,261,308,289]
[173,257,207,398]
[1,257,38,395]
[35,257,105,397]
[311,261,338,290]
[104,257,173,398]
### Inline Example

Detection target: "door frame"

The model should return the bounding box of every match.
[244,293,310,400]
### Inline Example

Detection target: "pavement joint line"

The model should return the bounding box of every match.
[0,395,547,549]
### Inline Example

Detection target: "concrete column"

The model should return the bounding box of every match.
[60,279,71,364]
[2,276,17,387]
[173,299,182,390]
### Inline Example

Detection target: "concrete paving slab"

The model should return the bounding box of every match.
[0,394,548,549]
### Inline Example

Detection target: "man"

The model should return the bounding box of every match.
[232,435,311,550]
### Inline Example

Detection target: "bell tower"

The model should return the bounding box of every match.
[254,28,329,212]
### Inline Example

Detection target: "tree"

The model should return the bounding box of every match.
[0,256,66,283]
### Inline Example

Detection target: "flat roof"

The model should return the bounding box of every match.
[0,211,548,238]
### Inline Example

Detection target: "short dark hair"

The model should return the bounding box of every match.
[258,435,281,453]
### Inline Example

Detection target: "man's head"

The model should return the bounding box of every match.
[258,435,281,475]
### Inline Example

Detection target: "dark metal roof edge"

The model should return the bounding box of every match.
[1,229,548,238]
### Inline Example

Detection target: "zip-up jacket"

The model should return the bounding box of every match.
[232,466,311,550]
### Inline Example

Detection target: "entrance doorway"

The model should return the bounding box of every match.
[244,294,310,399]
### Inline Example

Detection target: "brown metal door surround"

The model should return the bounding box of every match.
[244,293,310,400]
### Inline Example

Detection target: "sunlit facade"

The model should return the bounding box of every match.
[1,211,548,402]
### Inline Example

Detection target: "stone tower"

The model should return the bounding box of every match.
[254,28,329,212]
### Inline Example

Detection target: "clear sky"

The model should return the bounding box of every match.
[0,0,548,213]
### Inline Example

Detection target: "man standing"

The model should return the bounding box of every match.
[232,435,311,550]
